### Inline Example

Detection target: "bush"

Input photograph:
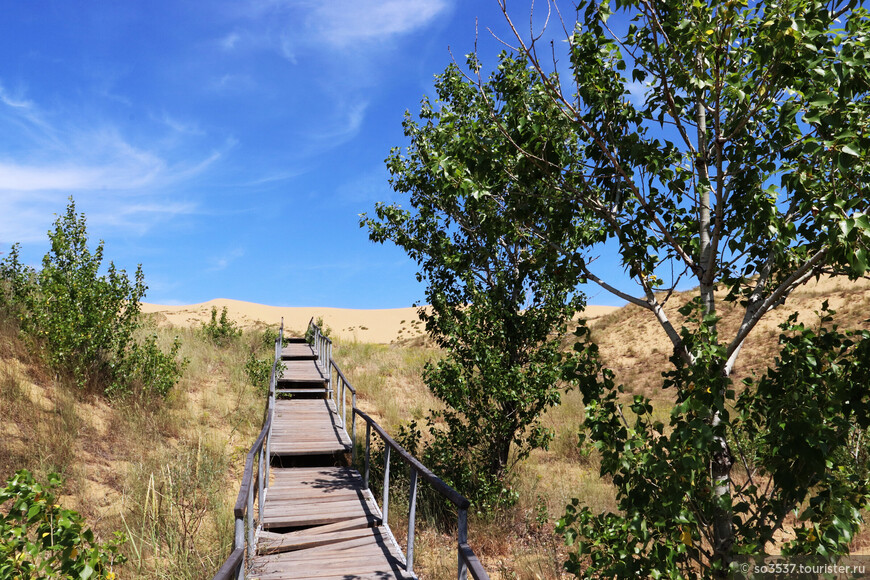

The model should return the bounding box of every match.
[0,198,186,397]
[244,352,272,392]
[304,316,331,343]
[201,306,241,346]
[0,470,126,579]
[116,335,188,398]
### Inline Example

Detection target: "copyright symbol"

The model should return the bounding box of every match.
[740,562,751,574]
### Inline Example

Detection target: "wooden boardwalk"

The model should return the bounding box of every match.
[269,400,351,457]
[213,324,488,580]
[250,337,413,579]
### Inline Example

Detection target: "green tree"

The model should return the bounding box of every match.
[382,0,870,574]
[201,306,241,346]
[0,470,126,579]
[0,198,185,397]
[364,140,584,502]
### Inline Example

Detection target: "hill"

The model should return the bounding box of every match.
[586,275,870,401]
[3,278,869,578]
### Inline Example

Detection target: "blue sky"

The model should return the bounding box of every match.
[0,1,626,308]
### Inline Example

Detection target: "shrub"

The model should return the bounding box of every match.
[116,334,188,398]
[0,198,185,397]
[304,316,331,343]
[0,470,126,579]
[244,352,272,392]
[201,307,241,346]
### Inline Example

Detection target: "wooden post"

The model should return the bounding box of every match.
[351,398,358,466]
[257,447,265,528]
[265,394,272,483]
[364,422,371,489]
[382,445,391,526]
[407,468,418,575]
[247,483,255,559]
[341,377,347,429]
[458,508,468,580]
[234,516,244,580]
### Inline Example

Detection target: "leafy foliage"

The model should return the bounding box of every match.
[244,352,272,392]
[0,198,186,397]
[0,470,126,579]
[304,316,331,343]
[735,305,870,558]
[364,87,585,505]
[380,0,870,573]
[200,306,241,346]
[559,305,870,578]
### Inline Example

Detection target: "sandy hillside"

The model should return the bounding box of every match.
[584,275,870,398]
[141,299,620,344]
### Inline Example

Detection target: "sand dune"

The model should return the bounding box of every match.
[140,299,620,344]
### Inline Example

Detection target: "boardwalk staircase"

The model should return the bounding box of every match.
[212,319,489,580]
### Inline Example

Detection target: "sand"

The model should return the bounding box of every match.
[140,299,620,344]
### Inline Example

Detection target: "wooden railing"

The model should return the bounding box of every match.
[211,321,283,580]
[352,408,489,579]
[212,319,489,580]
[309,320,489,580]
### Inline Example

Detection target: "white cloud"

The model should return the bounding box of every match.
[625,79,650,106]
[0,79,223,244]
[155,111,206,137]
[208,247,245,272]
[309,0,451,48]
[0,163,105,191]
[316,101,369,143]
[221,32,241,50]
[0,84,33,109]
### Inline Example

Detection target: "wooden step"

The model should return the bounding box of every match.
[281,342,318,361]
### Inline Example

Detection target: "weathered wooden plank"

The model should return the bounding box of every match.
[269,399,352,457]
[251,527,412,579]
[257,527,374,555]
[259,516,371,546]
[278,360,327,383]
[281,343,317,360]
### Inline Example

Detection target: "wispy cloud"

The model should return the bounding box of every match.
[0,84,33,109]
[314,101,369,143]
[220,32,241,51]
[0,79,223,244]
[308,0,451,48]
[208,247,245,272]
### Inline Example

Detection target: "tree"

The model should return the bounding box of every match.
[0,470,126,579]
[363,110,585,502]
[379,0,870,575]
[1,198,185,397]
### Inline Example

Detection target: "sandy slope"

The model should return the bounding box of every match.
[140,299,620,343]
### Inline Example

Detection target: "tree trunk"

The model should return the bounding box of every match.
[696,68,733,573]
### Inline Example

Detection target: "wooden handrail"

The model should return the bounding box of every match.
[210,548,244,580]
[353,408,470,510]
[330,360,356,395]
[232,413,271,518]
[459,543,489,580]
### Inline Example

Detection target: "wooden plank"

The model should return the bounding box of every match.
[251,527,413,579]
[278,360,327,383]
[269,400,352,456]
[259,516,371,545]
[281,343,317,360]
[257,527,375,555]
[261,468,381,529]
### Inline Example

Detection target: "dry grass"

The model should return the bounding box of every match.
[333,339,442,430]
[5,275,870,579]
[332,276,870,578]
[0,309,269,580]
